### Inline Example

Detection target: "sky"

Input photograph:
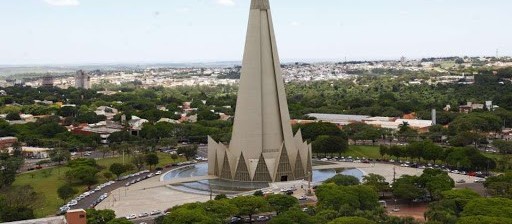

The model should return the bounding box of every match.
[0,0,511,65]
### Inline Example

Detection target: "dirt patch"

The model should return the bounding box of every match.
[386,201,428,222]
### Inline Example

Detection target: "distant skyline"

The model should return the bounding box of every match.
[1,0,511,65]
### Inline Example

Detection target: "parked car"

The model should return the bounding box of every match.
[150,210,162,215]
[126,214,137,220]
[256,216,269,221]
[230,216,242,223]
[474,178,486,183]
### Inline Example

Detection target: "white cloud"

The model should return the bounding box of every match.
[44,0,80,6]
[216,0,235,7]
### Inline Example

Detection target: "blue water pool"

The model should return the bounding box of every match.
[163,163,365,195]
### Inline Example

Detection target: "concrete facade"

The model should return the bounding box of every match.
[208,0,312,183]
[75,70,91,89]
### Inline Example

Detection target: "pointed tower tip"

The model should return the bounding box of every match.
[251,0,270,9]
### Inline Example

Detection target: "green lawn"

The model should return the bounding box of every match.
[13,152,181,218]
[314,145,382,159]
[342,145,382,159]
[483,152,505,161]
[14,166,70,217]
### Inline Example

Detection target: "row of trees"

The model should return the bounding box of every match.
[425,189,512,224]
[3,72,512,151]
[156,183,416,224]
[321,169,512,224]
[293,122,350,156]
[379,141,495,171]
[0,116,101,149]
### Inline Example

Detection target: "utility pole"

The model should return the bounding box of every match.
[208,181,213,200]
[307,171,312,196]
[393,166,396,183]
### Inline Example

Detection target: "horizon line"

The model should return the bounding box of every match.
[0,54,509,68]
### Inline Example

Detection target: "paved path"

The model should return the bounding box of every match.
[130,175,218,190]
[96,174,213,218]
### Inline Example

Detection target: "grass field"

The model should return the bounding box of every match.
[13,152,181,218]
[483,152,506,161]
[14,166,70,217]
[314,145,382,159]
[343,145,382,159]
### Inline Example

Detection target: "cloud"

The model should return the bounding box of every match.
[44,0,80,6]
[216,0,235,7]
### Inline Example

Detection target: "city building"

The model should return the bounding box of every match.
[75,70,91,89]
[208,0,312,183]
[71,121,124,144]
[0,136,18,149]
[7,146,53,159]
[4,209,86,224]
[42,75,54,87]
[306,113,433,132]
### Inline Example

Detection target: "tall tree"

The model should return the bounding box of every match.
[266,194,299,215]
[50,148,71,165]
[230,196,270,223]
[392,175,424,202]
[131,154,146,171]
[325,174,360,186]
[363,174,390,197]
[109,163,126,179]
[177,145,198,161]
[65,165,99,189]
[0,152,24,189]
[57,184,77,202]
[145,153,159,171]
[86,209,116,224]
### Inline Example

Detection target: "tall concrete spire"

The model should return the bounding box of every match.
[208,0,312,183]
[251,0,270,9]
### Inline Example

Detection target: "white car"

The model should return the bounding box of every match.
[475,178,486,183]
[126,214,137,220]
[139,212,149,218]
[150,210,162,215]
[256,216,269,221]
[67,200,78,207]
[155,171,162,175]
[60,206,70,212]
